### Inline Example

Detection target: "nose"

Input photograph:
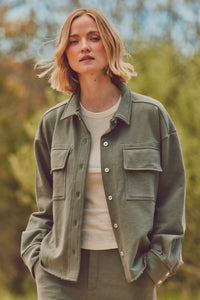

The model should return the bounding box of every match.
[80,38,90,53]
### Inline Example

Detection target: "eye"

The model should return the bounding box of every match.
[90,36,100,42]
[69,40,78,45]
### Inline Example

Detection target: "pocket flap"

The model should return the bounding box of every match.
[123,148,162,172]
[51,149,70,173]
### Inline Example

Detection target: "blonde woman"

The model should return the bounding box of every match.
[21,8,186,300]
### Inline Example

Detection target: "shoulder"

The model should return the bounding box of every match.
[131,91,166,111]
[42,98,71,120]
[130,91,176,134]
[39,96,72,128]
[35,97,71,140]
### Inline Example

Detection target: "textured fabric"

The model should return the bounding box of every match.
[35,249,156,300]
[21,83,186,286]
[80,100,120,250]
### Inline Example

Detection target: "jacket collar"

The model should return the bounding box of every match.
[60,93,80,120]
[113,83,132,125]
[60,83,132,125]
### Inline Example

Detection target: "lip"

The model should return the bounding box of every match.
[80,55,94,62]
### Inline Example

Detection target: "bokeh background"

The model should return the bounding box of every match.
[0,0,200,299]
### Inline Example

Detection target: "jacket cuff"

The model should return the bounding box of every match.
[21,244,40,278]
[146,250,171,286]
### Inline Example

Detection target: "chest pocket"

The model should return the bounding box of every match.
[123,147,162,201]
[51,148,70,200]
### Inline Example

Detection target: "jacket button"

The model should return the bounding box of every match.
[114,223,118,229]
[104,168,110,173]
[108,195,113,201]
[120,251,124,257]
[103,141,109,147]
[76,191,80,197]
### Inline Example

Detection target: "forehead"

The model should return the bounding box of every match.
[70,14,98,34]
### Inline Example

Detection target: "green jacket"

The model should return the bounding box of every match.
[21,83,186,285]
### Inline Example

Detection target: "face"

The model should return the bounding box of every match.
[66,14,107,77]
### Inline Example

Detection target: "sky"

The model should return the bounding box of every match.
[1,0,200,58]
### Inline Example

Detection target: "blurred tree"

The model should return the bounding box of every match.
[9,89,66,208]
[0,0,200,297]
[1,0,200,60]
[0,58,49,293]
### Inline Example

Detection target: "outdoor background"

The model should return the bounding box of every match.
[0,0,200,299]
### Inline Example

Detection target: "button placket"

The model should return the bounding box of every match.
[75,191,80,197]
[69,134,90,270]
[103,141,109,147]
[120,251,124,257]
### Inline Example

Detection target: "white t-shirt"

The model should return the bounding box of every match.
[80,98,121,250]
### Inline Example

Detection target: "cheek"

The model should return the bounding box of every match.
[98,43,106,55]
[66,48,76,64]
[96,43,107,61]
[97,42,106,53]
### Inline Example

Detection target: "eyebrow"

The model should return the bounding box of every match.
[69,31,100,38]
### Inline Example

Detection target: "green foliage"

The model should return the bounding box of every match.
[0,59,49,293]
[1,0,200,297]
[0,283,36,300]
[9,89,66,208]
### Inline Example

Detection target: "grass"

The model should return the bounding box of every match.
[158,290,184,300]
[157,283,200,300]
[0,290,36,300]
[0,283,37,300]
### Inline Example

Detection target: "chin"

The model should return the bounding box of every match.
[79,67,106,76]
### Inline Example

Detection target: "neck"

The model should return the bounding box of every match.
[79,73,121,112]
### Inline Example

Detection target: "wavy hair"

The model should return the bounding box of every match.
[36,8,137,94]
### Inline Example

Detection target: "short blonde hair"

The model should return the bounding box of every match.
[37,8,137,94]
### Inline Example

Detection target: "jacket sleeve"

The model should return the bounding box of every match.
[146,108,186,285]
[20,118,53,277]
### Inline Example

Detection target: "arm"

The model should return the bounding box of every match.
[146,111,186,285]
[20,119,53,277]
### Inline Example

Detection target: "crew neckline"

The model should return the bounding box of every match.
[80,96,121,119]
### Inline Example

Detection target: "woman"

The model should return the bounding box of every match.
[21,8,186,300]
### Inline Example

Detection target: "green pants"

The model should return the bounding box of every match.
[35,249,156,300]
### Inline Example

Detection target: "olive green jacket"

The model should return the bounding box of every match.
[21,84,186,285]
